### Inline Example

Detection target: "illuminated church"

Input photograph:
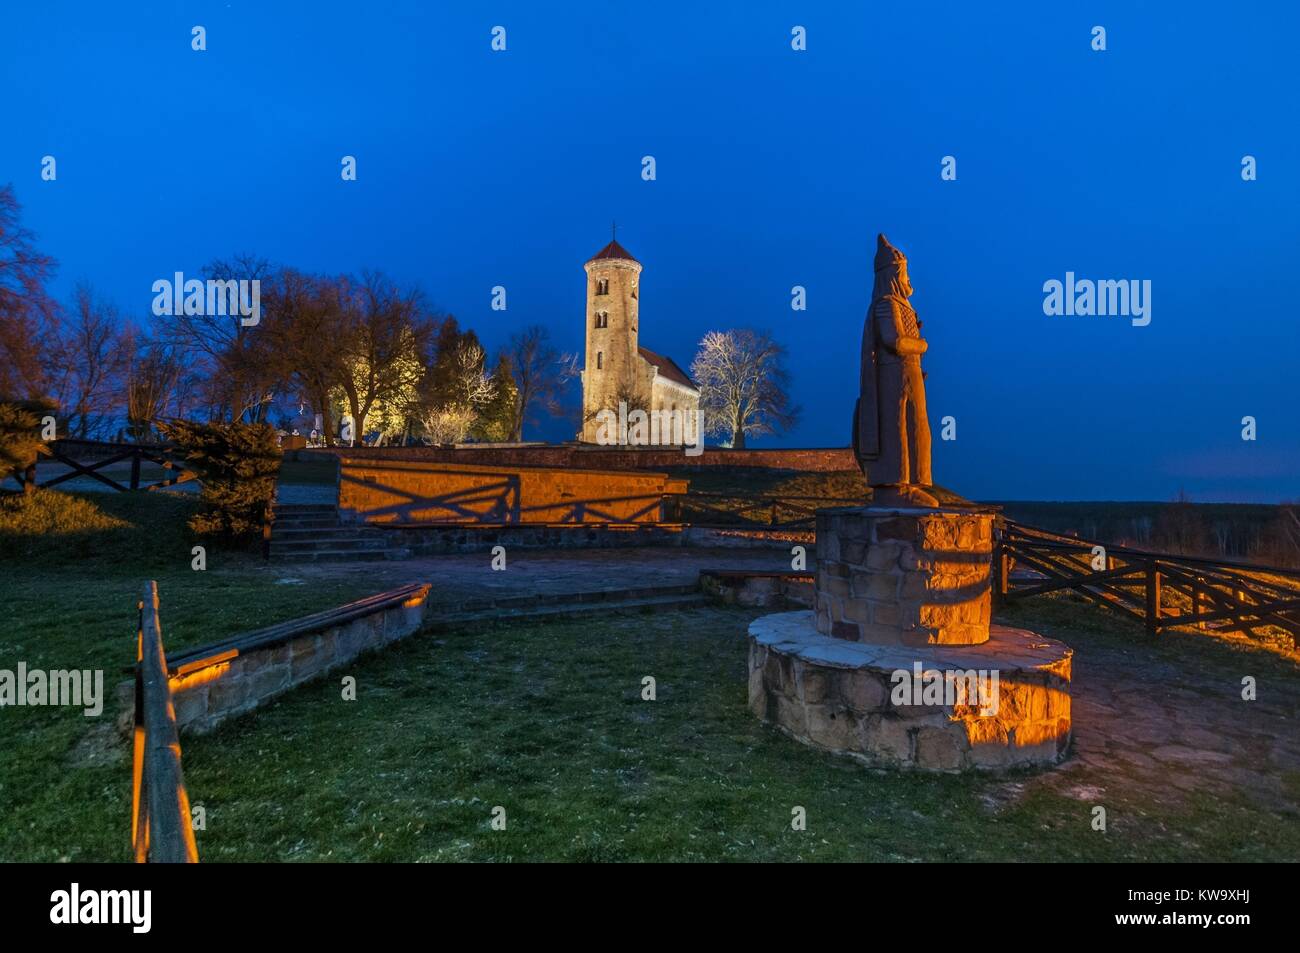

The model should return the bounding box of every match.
[578,238,699,443]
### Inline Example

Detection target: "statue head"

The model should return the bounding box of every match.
[873,233,912,299]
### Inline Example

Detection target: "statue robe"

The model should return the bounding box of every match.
[854,295,932,488]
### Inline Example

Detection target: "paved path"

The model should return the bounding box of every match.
[269,551,1300,827]
[281,546,1300,820]
[271,546,797,607]
[973,608,1300,825]
[1056,638,1300,815]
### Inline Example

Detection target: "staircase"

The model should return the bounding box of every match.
[270,504,411,562]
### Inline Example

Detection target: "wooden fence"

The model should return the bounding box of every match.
[18,438,198,493]
[131,581,200,863]
[994,519,1300,645]
[668,492,863,529]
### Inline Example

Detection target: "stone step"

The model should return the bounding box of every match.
[272,547,412,563]
[270,536,392,552]
[424,592,710,629]
[270,520,351,535]
[454,582,701,614]
[272,519,344,531]
[271,525,381,537]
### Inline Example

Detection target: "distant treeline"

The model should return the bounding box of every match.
[995,500,1300,568]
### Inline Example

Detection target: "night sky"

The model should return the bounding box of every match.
[3,1,1297,501]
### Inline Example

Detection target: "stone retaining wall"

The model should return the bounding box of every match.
[119,585,432,735]
[337,457,687,525]
[386,521,689,554]
[701,572,814,608]
[310,444,856,473]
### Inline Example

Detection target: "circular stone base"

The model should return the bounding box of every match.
[748,611,1073,772]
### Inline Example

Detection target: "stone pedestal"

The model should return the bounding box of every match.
[747,503,1074,773]
[748,612,1073,771]
[815,505,996,647]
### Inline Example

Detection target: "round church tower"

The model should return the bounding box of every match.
[580,238,642,442]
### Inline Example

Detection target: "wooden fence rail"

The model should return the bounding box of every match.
[668,492,864,529]
[18,439,198,494]
[994,519,1300,646]
[131,581,200,863]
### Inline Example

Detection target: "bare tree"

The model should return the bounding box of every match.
[124,332,190,442]
[1274,504,1300,567]
[45,283,130,438]
[0,185,58,399]
[1156,488,1205,555]
[690,328,799,448]
[165,253,279,423]
[264,269,350,442]
[420,340,495,443]
[449,341,496,406]
[582,378,643,430]
[505,324,562,440]
[421,404,479,444]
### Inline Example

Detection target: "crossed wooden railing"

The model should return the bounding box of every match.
[131,581,200,863]
[994,519,1300,645]
[667,492,864,529]
[20,438,198,493]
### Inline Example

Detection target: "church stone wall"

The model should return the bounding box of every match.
[581,257,641,442]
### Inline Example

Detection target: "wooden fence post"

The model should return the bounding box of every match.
[133,581,200,863]
[130,646,147,861]
[129,448,141,491]
[991,534,1007,609]
[1145,560,1161,635]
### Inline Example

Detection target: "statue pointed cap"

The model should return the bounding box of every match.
[874,233,906,272]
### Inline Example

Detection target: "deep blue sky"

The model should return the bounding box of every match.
[3,2,1297,501]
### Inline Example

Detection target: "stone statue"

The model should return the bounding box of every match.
[853,234,935,506]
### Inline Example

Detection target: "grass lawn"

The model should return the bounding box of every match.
[666,468,974,524]
[667,466,867,501]
[4,487,1297,863]
[0,491,388,862]
[666,467,866,525]
[167,596,1298,862]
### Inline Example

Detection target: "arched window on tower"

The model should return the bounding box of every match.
[596,278,609,295]
[596,352,603,370]
[594,311,608,329]
[631,282,637,300]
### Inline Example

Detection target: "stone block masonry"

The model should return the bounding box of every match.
[306,444,857,473]
[118,583,431,735]
[748,611,1072,772]
[815,505,996,646]
[336,457,687,525]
